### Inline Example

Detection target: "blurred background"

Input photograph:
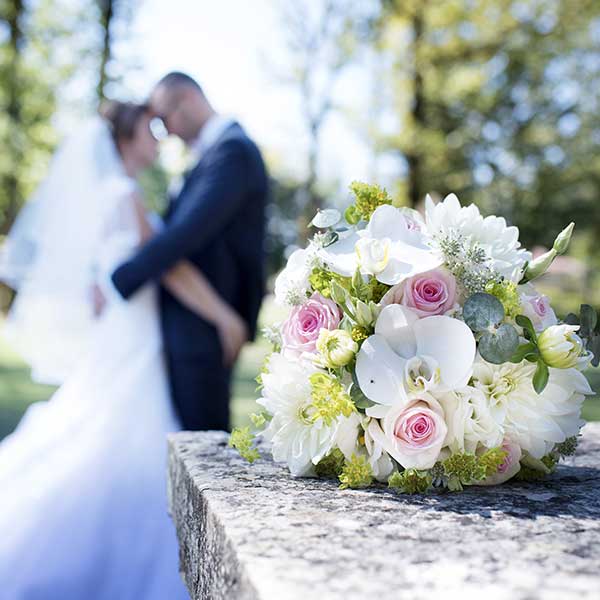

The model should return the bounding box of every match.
[1,0,599,440]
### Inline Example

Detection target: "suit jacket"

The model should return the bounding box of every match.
[112,122,268,359]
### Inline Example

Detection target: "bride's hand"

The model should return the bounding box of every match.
[215,308,248,367]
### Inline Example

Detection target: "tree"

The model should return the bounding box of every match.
[373,0,600,245]
[272,0,377,239]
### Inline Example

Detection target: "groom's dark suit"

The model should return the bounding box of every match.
[112,121,267,431]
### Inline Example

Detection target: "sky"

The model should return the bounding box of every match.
[106,0,377,188]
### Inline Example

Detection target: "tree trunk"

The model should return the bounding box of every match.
[1,0,25,235]
[97,0,115,102]
[406,6,425,209]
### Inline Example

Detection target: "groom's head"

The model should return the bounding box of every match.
[150,72,214,144]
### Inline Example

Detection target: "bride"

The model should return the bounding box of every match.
[0,102,246,599]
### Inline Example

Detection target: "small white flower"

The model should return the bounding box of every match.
[274,246,318,306]
[471,358,593,458]
[425,193,531,282]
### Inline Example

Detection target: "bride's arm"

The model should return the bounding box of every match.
[131,194,248,366]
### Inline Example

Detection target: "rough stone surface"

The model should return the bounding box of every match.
[168,423,600,600]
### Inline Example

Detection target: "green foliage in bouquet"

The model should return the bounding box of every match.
[565,304,600,368]
[228,427,260,464]
[338,454,373,489]
[344,182,393,225]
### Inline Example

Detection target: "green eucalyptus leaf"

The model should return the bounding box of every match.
[478,324,520,364]
[321,230,339,248]
[589,334,600,368]
[533,360,549,394]
[310,208,341,229]
[515,314,537,342]
[463,293,505,332]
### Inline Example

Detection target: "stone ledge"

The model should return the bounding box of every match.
[168,422,600,600]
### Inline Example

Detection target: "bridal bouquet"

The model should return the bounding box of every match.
[231,183,598,493]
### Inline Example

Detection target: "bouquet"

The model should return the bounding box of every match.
[231,183,598,493]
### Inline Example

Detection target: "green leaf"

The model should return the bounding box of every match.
[350,383,375,409]
[515,314,537,342]
[564,313,579,326]
[463,292,505,332]
[344,205,360,225]
[478,323,520,364]
[510,342,537,363]
[580,304,597,337]
[533,360,549,394]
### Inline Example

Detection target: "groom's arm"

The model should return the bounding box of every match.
[112,139,248,299]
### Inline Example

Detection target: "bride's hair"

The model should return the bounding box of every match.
[100,100,149,145]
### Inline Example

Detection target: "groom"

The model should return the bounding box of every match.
[111,72,268,431]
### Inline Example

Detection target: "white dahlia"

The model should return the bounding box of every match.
[425,194,531,282]
[471,358,593,458]
[257,353,355,476]
[437,386,503,454]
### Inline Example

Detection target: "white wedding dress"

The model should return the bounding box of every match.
[0,120,189,599]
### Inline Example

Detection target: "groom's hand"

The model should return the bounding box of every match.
[91,283,107,317]
[216,309,249,367]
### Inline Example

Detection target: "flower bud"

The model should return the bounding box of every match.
[552,222,575,255]
[315,328,358,368]
[538,324,584,369]
[354,299,374,328]
[330,280,348,306]
[522,248,556,283]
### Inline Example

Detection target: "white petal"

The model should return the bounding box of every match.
[355,335,407,405]
[318,231,360,277]
[376,257,414,285]
[367,205,409,242]
[413,316,476,389]
[375,304,418,359]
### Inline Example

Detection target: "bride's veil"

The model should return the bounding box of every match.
[0,116,134,384]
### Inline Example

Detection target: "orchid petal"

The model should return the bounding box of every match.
[367,205,409,243]
[318,231,360,277]
[413,316,476,389]
[375,304,418,359]
[355,334,407,405]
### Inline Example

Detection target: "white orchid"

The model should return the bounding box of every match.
[355,304,476,406]
[319,204,441,285]
[425,193,531,282]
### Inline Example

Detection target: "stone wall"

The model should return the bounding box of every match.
[168,423,600,600]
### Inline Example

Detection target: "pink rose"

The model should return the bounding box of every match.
[478,438,522,486]
[281,292,342,355]
[520,293,557,331]
[381,268,457,318]
[368,396,448,470]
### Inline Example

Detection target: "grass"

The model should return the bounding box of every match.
[1,297,600,442]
